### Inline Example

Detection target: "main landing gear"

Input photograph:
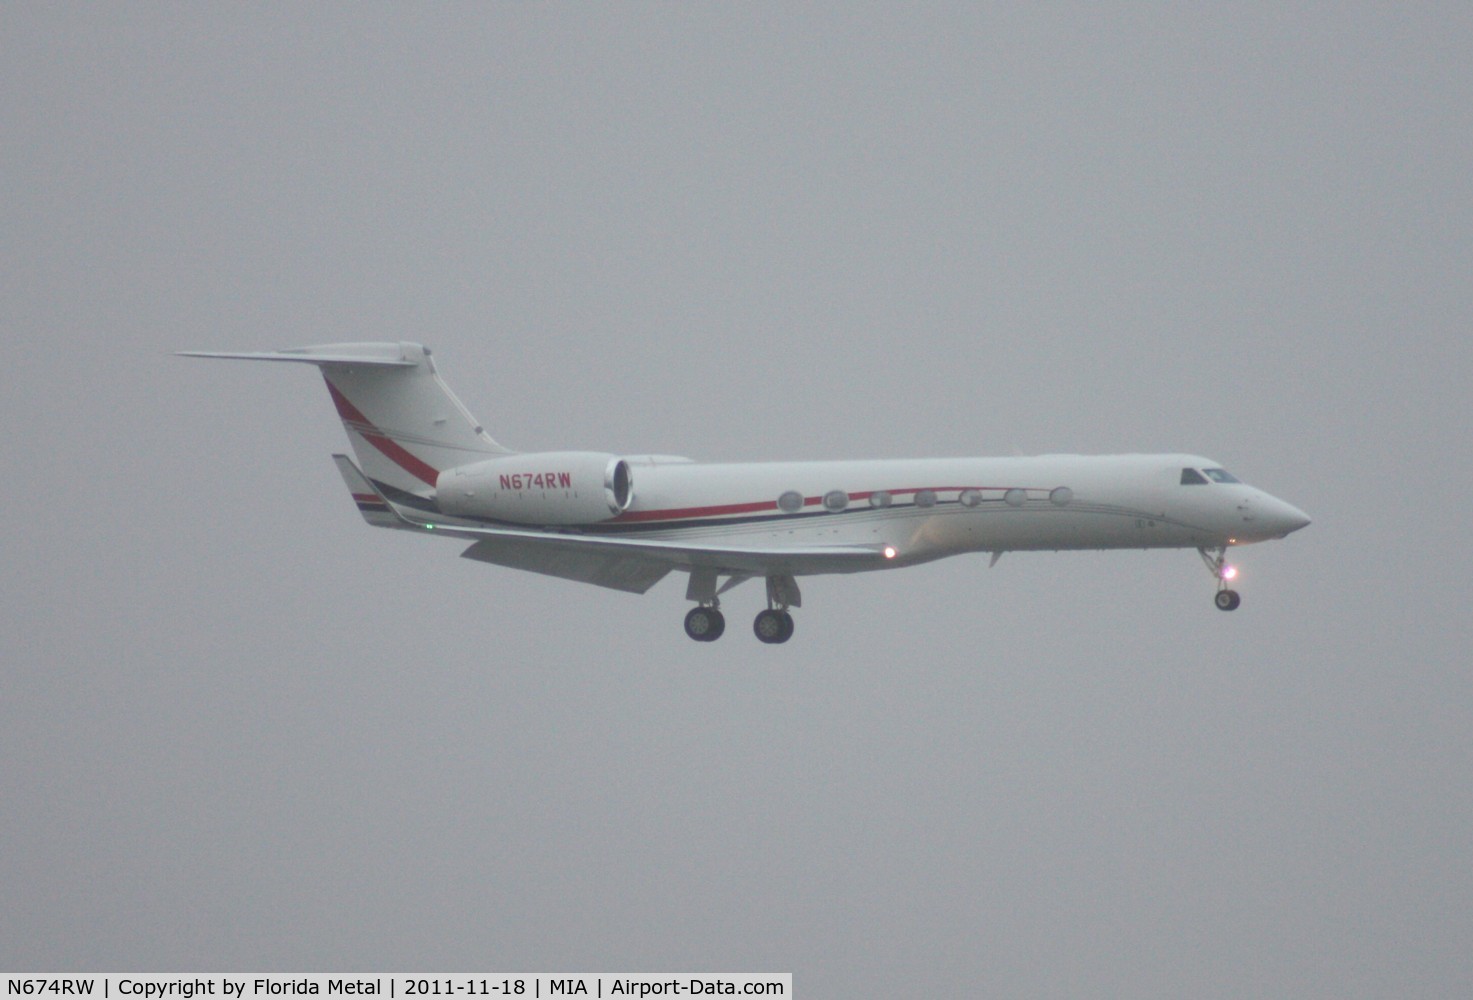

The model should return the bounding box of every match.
[683,572,800,643]
[753,608,795,644]
[683,604,726,642]
[751,574,799,644]
[1199,546,1242,611]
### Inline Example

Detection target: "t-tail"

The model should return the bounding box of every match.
[178,342,510,500]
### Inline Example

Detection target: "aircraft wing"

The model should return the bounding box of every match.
[331,454,888,592]
[457,536,673,594]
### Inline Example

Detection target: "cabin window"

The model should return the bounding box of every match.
[777,490,804,513]
[1202,468,1241,484]
[914,489,937,508]
[1181,468,1209,485]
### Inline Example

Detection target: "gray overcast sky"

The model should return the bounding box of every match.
[4,3,1471,996]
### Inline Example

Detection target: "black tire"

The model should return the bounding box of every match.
[1215,589,1241,611]
[753,609,790,644]
[685,606,725,641]
[777,610,795,642]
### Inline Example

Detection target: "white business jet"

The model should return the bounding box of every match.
[181,342,1310,643]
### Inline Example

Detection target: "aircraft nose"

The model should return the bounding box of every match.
[1263,496,1311,536]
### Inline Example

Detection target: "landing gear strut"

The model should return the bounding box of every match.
[1199,546,1241,611]
[683,568,730,642]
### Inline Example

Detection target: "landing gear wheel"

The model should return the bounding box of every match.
[1199,547,1244,613]
[684,606,726,641]
[754,608,793,644]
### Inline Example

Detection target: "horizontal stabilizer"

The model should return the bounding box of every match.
[177,344,417,367]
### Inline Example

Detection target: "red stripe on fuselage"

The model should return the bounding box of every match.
[324,377,440,487]
[610,485,1038,526]
[611,498,779,523]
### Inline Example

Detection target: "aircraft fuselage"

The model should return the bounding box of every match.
[576,452,1308,569]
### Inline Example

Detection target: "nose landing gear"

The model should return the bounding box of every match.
[1199,546,1241,611]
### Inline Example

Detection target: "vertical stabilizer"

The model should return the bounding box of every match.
[179,342,511,497]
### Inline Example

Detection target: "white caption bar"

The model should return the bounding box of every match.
[2,976,791,1000]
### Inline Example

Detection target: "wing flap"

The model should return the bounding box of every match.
[460,538,671,594]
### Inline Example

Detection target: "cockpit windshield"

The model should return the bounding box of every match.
[1180,468,1208,485]
[1202,468,1240,484]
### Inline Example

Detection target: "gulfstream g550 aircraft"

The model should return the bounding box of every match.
[181,342,1310,643]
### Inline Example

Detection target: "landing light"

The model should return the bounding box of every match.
[1221,564,1237,581]
[883,546,897,560]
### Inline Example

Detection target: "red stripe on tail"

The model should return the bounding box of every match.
[324,378,440,487]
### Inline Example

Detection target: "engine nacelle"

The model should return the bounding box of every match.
[436,451,633,525]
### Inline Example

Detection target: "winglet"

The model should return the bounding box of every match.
[332,454,417,531]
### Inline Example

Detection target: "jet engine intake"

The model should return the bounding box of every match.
[436,452,633,525]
